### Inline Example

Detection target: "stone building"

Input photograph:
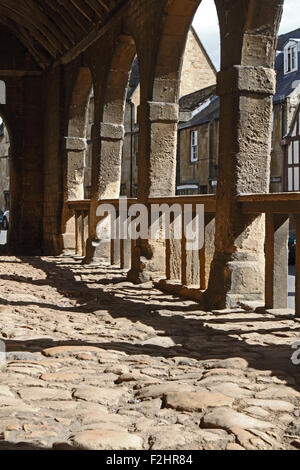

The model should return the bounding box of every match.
[176,28,300,195]
[0,0,290,314]
[0,119,9,211]
[120,27,216,197]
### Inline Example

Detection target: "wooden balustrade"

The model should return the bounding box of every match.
[66,192,300,316]
[67,200,90,257]
[95,195,216,287]
[238,192,300,317]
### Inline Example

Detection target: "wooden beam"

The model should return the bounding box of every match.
[54,0,130,66]
[0,70,42,76]
[69,0,96,22]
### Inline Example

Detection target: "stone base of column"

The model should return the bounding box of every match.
[204,253,264,310]
[127,240,165,284]
[82,237,110,265]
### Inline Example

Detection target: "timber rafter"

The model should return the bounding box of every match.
[0,0,127,69]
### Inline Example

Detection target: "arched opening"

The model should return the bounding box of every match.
[62,66,93,252]
[121,55,140,198]
[84,33,137,263]
[0,115,10,246]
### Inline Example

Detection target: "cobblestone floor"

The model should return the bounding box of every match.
[0,255,299,450]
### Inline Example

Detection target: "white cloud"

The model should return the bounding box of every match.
[192,0,300,71]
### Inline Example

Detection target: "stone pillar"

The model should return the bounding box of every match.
[205,65,276,309]
[63,136,87,250]
[84,121,124,264]
[128,101,179,283]
[65,137,87,200]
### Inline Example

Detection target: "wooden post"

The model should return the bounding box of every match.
[265,214,289,309]
[295,215,300,317]
[75,211,79,255]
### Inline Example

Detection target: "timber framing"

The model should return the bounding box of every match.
[0,0,128,70]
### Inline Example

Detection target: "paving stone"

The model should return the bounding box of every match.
[42,346,105,357]
[18,387,72,401]
[255,386,300,399]
[73,386,127,405]
[0,386,14,398]
[207,382,253,399]
[72,430,144,450]
[245,399,294,412]
[202,407,275,431]
[137,383,195,400]
[163,391,233,411]
[40,372,81,382]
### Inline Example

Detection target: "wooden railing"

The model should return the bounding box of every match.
[95,195,216,290]
[67,192,300,316]
[67,200,90,257]
[238,192,300,316]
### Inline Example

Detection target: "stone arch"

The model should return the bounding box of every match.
[66,66,93,201]
[152,0,204,103]
[0,106,13,243]
[62,66,93,251]
[85,32,137,262]
[95,33,137,200]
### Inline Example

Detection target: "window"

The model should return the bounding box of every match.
[286,140,300,191]
[190,130,198,162]
[284,41,298,74]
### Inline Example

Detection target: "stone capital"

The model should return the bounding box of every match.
[217,66,276,96]
[65,137,87,151]
[99,122,125,141]
[138,101,179,124]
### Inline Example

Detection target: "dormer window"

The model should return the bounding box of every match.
[284,40,298,74]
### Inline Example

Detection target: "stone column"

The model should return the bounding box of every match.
[84,121,124,264]
[205,65,276,309]
[63,136,87,251]
[128,100,179,283]
[65,136,87,200]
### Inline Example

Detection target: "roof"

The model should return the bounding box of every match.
[0,0,124,70]
[179,85,216,112]
[179,95,220,130]
[277,28,300,51]
[180,28,300,129]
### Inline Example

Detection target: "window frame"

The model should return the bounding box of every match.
[190,129,198,163]
[284,41,298,74]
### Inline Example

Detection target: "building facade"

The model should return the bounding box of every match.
[120,27,217,197]
[177,28,300,196]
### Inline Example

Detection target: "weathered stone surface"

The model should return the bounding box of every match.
[245,399,294,412]
[40,372,81,382]
[73,386,126,405]
[164,391,233,412]
[0,255,297,451]
[18,387,72,401]
[72,430,143,450]
[202,408,274,431]
[42,346,104,357]
[255,387,300,399]
[137,384,195,400]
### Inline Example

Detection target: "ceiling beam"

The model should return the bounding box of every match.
[54,0,130,67]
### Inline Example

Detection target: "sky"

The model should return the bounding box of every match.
[193,0,300,70]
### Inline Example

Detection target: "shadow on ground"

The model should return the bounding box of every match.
[1,255,300,392]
